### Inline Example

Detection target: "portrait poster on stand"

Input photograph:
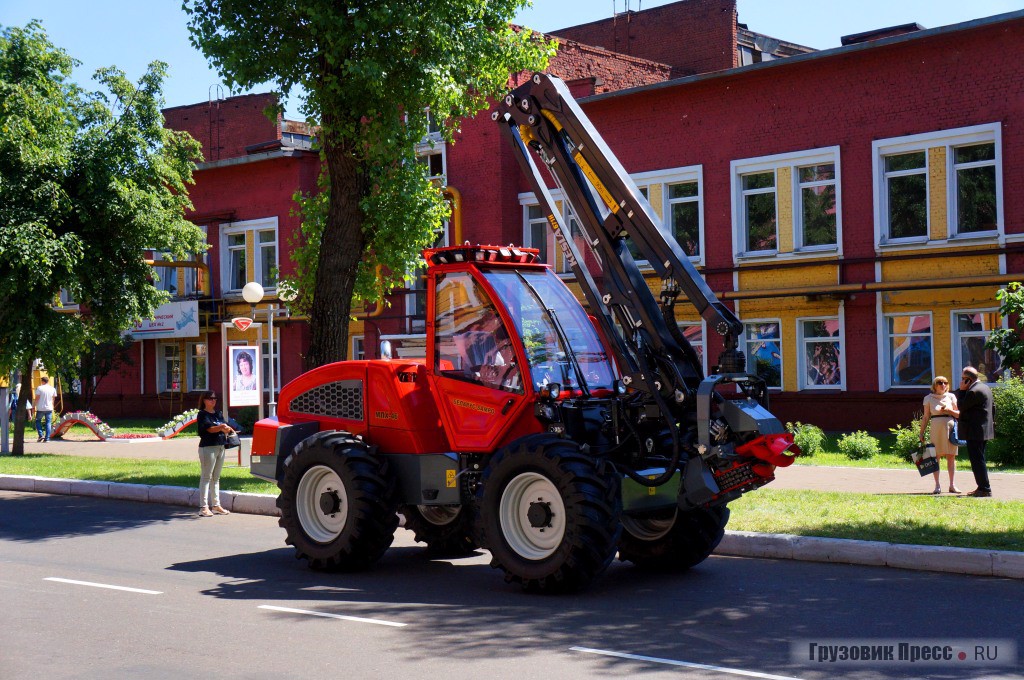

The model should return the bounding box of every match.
[229,345,261,407]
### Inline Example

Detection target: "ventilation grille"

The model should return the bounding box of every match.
[288,380,363,420]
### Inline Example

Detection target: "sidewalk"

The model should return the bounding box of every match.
[7,436,1023,500]
[7,436,245,463]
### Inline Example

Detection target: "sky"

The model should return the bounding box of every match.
[1,0,1019,120]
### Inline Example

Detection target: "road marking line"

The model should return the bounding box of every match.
[570,647,802,680]
[258,605,406,627]
[44,577,162,595]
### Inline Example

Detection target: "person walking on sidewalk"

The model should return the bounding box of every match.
[920,376,961,494]
[33,377,57,443]
[956,366,994,497]
[196,391,235,517]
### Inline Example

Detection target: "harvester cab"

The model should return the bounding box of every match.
[250,72,798,591]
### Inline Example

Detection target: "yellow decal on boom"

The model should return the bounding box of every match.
[446,470,457,488]
[573,151,620,215]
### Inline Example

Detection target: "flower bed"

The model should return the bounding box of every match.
[51,411,117,441]
[156,409,199,439]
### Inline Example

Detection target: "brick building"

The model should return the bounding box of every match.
[99,0,1023,431]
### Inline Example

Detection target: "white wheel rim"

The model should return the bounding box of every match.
[621,510,676,541]
[296,465,348,544]
[499,472,566,560]
[417,505,460,526]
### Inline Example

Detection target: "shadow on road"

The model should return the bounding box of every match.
[167,537,1023,680]
[0,492,194,541]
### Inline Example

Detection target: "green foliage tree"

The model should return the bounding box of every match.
[0,22,204,453]
[58,337,136,411]
[987,282,1024,367]
[184,0,554,367]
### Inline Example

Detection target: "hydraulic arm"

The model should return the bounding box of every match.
[494,73,747,413]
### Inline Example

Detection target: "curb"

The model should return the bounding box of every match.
[717,531,1024,580]
[0,474,279,517]
[2,473,1021,579]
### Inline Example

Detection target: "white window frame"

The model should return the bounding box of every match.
[351,335,365,361]
[157,342,181,393]
[154,253,178,296]
[731,147,841,261]
[415,128,447,184]
[186,342,208,391]
[631,166,704,266]
[872,123,1003,249]
[743,319,783,390]
[260,335,280,395]
[524,204,551,265]
[879,311,934,390]
[58,288,79,310]
[406,221,449,333]
[950,308,1005,385]
[519,193,579,276]
[220,217,279,296]
[678,320,707,376]
[520,165,704,271]
[951,141,1000,237]
[795,162,840,251]
[797,315,845,391]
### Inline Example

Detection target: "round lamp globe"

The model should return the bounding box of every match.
[241,281,265,305]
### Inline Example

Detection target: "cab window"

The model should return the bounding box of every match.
[434,272,523,393]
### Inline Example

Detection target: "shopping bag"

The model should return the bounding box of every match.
[912,443,939,476]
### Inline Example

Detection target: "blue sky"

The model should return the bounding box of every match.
[1,0,1019,119]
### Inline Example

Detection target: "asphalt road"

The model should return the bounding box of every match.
[1,490,1022,680]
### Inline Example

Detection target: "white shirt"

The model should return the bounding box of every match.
[34,384,57,412]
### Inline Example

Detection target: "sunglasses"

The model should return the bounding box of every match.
[936,381,948,385]
[205,396,218,400]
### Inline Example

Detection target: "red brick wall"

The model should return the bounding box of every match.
[551,0,738,76]
[163,93,281,162]
[448,17,1024,429]
[548,40,674,94]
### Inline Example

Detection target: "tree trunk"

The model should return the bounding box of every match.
[11,357,34,456]
[306,137,369,369]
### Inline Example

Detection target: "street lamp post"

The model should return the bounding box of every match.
[241,282,277,417]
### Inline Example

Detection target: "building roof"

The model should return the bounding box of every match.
[582,9,1024,104]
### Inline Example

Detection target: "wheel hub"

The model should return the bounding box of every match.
[499,472,566,560]
[527,501,553,528]
[295,464,348,544]
[319,489,342,516]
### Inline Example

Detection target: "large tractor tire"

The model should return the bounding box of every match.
[400,504,477,556]
[618,505,730,570]
[475,435,621,592]
[277,431,399,571]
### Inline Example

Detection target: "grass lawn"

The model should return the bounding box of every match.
[0,454,275,494]
[794,433,1024,474]
[729,488,1024,552]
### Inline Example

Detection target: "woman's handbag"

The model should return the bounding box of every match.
[912,443,939,476]
[948,419,967,446]
[224,432,241,449]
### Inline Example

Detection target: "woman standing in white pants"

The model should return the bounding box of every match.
[196,391,235,517]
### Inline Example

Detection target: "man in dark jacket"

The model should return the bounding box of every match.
[956,366,994,497]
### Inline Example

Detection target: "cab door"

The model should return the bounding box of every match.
[427,268,533,451]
